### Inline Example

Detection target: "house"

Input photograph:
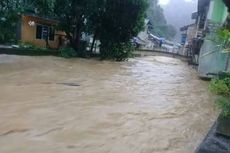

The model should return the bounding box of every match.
[180,24,197,56]
[17,14,65,49]
[180,24,196,45]
[135,19,155,49]
[196,0,229,78]
[180,0,230,70]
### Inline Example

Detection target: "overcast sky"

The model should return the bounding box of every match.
[159,0,194,5]
[158,0,198,41]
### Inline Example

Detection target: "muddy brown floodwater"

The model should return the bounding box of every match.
[0,55,218,153]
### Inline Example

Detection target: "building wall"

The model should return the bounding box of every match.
[187,25,197,44]
[198,0,229,77]
[211,0,228,22]
[198,40,229,77]
[21,15,65,49]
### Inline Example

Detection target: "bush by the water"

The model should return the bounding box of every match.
[216,97,230,117]
[209,74,230,117]
[100,42,134,61]
[19,42,48,51]
[59,47,78,58]
[209,78,230,95]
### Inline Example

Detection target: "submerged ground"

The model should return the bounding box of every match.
[0,55,218,153]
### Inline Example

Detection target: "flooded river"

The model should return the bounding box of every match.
[0,55,218,153]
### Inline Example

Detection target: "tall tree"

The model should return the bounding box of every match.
[54,0,96,57]
[53,0,147,60]
[87,0,106,53]
[99,0,148,60]
[0,0,23,43]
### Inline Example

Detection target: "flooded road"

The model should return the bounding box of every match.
[0,55,218,153]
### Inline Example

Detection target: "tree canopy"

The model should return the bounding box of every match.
[99,0,148,60]
[0,0,148,60]
[0,0,22,43]
[53,0,148,60]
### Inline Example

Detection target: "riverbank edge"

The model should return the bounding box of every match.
[195,114,230,153]
[0,47,59,56]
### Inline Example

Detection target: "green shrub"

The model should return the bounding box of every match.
[18,42,47,51]
[209,75,230,117]
[100,42,134,61]
[209,79,230,95]
[216,97,230,117]
[59,47,77,58]
[217,28,230,52]
[208,28,230,52]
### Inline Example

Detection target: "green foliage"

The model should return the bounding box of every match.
[19,42,48,51]
[34,0,55,16]
[54,1,93,43]
[0,0,22,43]
[217,28,230,52]
[19,42,39,49]
[99,0,148,61]
[59,47,78,58]
[216,97,230,117]
[100,42,134,61]
[54,0,148,60]
[209,28,230,52]
[209,74,230,117]
[209,79,230,95]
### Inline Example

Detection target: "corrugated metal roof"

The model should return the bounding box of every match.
[180,24,196,31]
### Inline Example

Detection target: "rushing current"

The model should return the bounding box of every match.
[0,55,218,153]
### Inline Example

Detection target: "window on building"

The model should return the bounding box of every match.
[42,26,48,40]
[49,27,55,41]
[36,25,42,39]
[36,24,55,41]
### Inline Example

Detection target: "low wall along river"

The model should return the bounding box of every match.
[0,55,218,153]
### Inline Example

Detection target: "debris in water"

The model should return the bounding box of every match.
[57,83,80,87]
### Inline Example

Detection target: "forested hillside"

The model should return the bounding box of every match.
[147,0,177,40]
[162,0,197,41]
